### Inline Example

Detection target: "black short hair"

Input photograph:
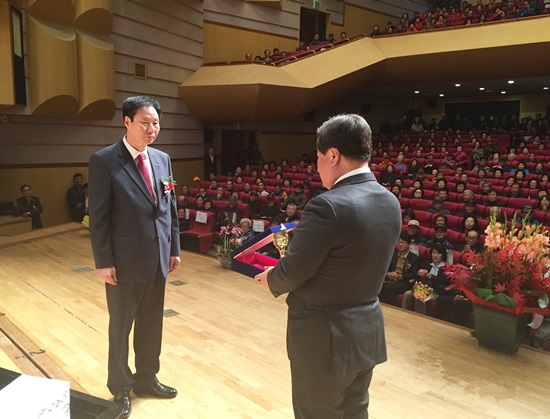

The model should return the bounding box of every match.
[316,114,372,162]
[122,96,162,121]
[20,184,31,191]
[431,244,448,262]
[73,173,83,180]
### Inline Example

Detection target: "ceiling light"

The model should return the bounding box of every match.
[501,91,506,94]
[439,94,444,97]
[508,80,515,84]
[455,83,461,87]
[479,87,485,91]
[414,90,420,94]
[544,87,549,90]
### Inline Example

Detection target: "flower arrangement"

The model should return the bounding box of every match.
[443,215,550,315]
[161,176,177,203]
[214,225,243,256]
[412,281,435,302]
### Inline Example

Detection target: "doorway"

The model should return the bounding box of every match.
[299,7,328,45]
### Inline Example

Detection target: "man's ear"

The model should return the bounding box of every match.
[329,148,340,166]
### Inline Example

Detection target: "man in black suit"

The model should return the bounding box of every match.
[380,232,421,306]
[255,114,401,419]
[204,145,218,178]
[88,96,180,418]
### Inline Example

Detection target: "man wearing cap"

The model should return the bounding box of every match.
[218,196,241,228]
[517,205,541,225]
[415,168,426,182]
[247,191,262,219]
[426,225,453,250]
[283,183,307,210]
[380,232,420,306]
[193,176,201,188]
[406,220,427,245]
[260,194,279,220]
[427,197,450,215]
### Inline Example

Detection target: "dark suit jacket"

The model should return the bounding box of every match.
[204,153,218,178]
[386,250,420,283]
[267,172,401,375]
[88,141,180,282]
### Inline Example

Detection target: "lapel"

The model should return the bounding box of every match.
[116,141,157,206]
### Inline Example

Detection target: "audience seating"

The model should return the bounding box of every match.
[180,210,215,254]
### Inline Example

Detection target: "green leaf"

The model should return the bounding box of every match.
[492,292,516,308]
[538,293,549,309]
[475,288,493,299]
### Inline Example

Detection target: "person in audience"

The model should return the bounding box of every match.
[218,196,241,228]
[516,205,541,225]
[426,225,453,250]
[309,33,323,47]
[514,170,526,183]
[427,197,450,215]
[177,208,189,232]
[380,232,421,306]
[238,218,255,243]
[455,229,484,254]
[196,186,207,199]
[192,176,201,188]
[391,184,402,198]
[340,31,347,39]
[16,184,43,229]
[423,154,437,173]
[180,185,190,196]
[505,176,515,188]
[536,195,550,212]
[263,49,273,63]
[411,178,423,190]
[454,181,466,194]
[257,181,269,197]
[406,220,426,245]
[460,215,479,234]
[260,194,279,220]
[215,186,227,201]
[231,191,242,203]
[404,159,419,179]
[243,182,252,194]
[433,214,448,229]
[487,206,505,223]
[194,196,205,211]
[454,144,469,168]
[272,183,287,201]
[283,183,307,210]
[413,188,424,199]
[410,116,424,132]
[247,191,262,219]
[66,172,86,222]
[437,188,449,202]
[401,244,450,315]
[277,202,300,225]
[482,188,505,207]
[508,182,522,198]
[393,155,407,174]
[402,209,416,225]
[282,177,292,188]
[479,181,491,196]
[204,146,218,178]
[380,164,398,186]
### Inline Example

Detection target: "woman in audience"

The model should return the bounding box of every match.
[282,177,292,188]
[380,164,398,186]
[433,214,448,229]
[405,159,420,179]
[536,195,550,213]
[391,184,402,198]
[514,170,526,183]
[238,218,255,243]
[413,188,424,199]
[461,215,479,234]
[471,141,484,163]
[505,176,515,188]
[402,209,416,225]
[401,244,450,315]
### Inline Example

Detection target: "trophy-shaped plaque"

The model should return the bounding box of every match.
[273,230,289,258]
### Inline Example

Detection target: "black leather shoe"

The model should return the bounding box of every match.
[133,377,177,399]
[114,391,132,418]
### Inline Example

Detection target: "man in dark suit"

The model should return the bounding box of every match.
[379,232,421,306]
[204,145,218,178]
[255,114,401,419]
[88,96,180,418]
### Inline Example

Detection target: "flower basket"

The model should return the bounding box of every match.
[444,215,550,354]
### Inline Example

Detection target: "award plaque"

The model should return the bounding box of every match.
[273,230,289,258]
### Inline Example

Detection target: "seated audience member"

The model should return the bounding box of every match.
[413,188,424,199]
[247,191,262,219]
[406,220,427,245]
[309,33,323,47]
[455,229,484,254]
[454,144,469,168]
[437,188,449,202]
[433,214,448,229]
[380,233,421,306]
[197,186,207,199]
[257,181,269,197]
[181,184,190,196]
[277,202,301,225]
[66,172,86,222]
[508,182,522,198]
[16,184,43,230]
[426,225,453,250]
[460,215,479,234]
[380,164,398,186]
[177,208,190,232]
[243,182,252,194]
[393,155,407,174]
[404,159,420,179]
[231,191,242,203]
[283,184,307,210]
[516,205,541,225]
[272,183,287,200]
[325,32,336,43]
[260,194,279,219]
[402,209,416,226]
[427,197,450,215]
[487,206,505,223]
[218,196,241,228]
[482,189,505,207]
[177,195,186,209]
[214,186,227,201]
[536,195,550,212]
[401,244,450,314]
[238,218,255,243]
[391,184,402,198]
[192,176,201,188]
[455,181,466,194]
[194,195,205,210]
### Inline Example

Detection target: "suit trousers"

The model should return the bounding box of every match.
[401,290,427,314]
[290,361,373,419]
[105,266,166,394]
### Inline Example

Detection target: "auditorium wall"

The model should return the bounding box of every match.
[0,0,205,227]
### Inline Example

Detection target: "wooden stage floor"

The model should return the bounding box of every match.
[1,225,549,418]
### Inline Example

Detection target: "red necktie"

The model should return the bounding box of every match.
[137,153,155,200]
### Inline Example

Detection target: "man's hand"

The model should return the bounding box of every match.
[97,267,117,285]
[255,266,274,291]
[169,256,181,272]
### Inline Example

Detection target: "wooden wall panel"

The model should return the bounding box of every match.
[0,1,15,107]
[258,132,316,164]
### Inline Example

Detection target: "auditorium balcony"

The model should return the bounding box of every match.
[179,15,550,123]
